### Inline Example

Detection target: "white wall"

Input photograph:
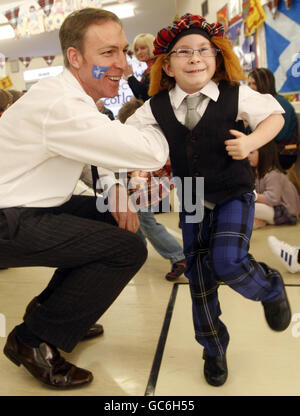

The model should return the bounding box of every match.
[5,54,64,91]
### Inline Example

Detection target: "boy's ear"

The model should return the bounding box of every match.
[162,59,174,78]
[67,46,83,70]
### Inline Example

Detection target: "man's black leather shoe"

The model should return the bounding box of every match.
[4,328,93,388]
[261,266,291,331]
[23,297,104,340]
[203,350,228,387]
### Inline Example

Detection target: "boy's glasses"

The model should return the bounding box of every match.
[168,47,220,58]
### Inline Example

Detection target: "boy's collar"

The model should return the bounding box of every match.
[171,80,220,109]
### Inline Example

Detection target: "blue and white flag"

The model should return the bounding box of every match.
[92,65,109,79]
[264,0,300,92]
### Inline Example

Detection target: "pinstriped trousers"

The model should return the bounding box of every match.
[0,195,147,352]
[180,192,284,357]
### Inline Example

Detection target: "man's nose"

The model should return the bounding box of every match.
[118,52,129,70]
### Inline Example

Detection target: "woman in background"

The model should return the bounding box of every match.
[248,68,299,170]
[123,33,155,102]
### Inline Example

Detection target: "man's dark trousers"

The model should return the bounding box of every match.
[0,195,147,352]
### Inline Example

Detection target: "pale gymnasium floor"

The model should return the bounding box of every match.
[0,210,300,397]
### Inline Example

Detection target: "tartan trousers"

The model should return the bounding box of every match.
[0,195,147,352]
[180,192,284,357]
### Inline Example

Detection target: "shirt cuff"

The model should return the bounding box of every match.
[97,175,123,198]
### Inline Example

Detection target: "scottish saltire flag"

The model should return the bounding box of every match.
[264,0,300,92]
[92,65,109,79]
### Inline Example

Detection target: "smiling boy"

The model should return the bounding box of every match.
[126,13,290,387]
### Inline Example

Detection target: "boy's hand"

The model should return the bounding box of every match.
[225,129,252,160]
[129,170,148,190]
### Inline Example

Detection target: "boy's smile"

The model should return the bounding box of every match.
[162,34,216,94]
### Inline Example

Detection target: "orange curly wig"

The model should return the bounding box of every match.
[148,36,246,97]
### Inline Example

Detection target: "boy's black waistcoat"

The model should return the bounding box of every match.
[150,81,254,205]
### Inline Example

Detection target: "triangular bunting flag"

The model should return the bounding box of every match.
[283,0,293,10]
[267,0,279,18]
[4,7,19,30]
[19,57,32,68]
[43,55,55,66]
[38,0,55,16]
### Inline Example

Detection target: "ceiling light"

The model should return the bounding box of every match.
[0,24,15,40]
[103,3,135,19]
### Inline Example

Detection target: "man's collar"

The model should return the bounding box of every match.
[170,81,220,109]
[61,68,96,104]
[62,68,86,93]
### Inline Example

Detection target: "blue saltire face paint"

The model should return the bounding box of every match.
[92,65,109,79]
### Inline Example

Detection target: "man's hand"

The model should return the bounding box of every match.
[225,129,252,160]
[108,184,140,233]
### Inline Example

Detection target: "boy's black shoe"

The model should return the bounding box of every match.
[203,350,228,387]
[262,289,291,331]
[260,263,291,331]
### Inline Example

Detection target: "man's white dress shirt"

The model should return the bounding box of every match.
[0,69,169,208]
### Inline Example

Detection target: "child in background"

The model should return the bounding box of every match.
[126,13,289,387]
[248,140,300,229]
[268,236,300,274]
[8,89,24,104]
[0,89,13,115]
[118,99,186,281]
[248,68,299,171]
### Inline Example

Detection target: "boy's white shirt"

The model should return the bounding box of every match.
[126,80,285,209]
[126,80,284,132]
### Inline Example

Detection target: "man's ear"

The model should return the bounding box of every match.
[67,47,83,70]
[162,58,174,78]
